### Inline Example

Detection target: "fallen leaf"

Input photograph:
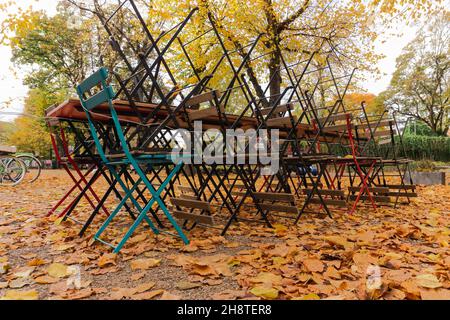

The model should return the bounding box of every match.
[250,272,283,286]
[160,291,182,300]
[132,289,164,300]
[296,293,321,300]
[1,290,39,300]
[98,253,117,268]
[47,263,69,278]
[303,259,324,273]
[415,274,442,289]
[420,288,450,300]
[34,275,59,284]
[131,272,146,281]
[176,281,202,290]
[69,288,93,300]
[135,282,156,293]
[250,286,279,299]
[130,258,161,271]
[28,258,47,267]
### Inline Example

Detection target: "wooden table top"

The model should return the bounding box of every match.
[45,98,258,130]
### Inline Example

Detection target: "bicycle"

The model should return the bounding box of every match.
[15,153,42,183]
[0,156,27,186]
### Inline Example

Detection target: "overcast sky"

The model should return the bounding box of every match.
[0,0,425,121]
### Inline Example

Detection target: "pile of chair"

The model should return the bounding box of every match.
[45,1,417,253]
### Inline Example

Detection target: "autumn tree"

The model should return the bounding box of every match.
[382,11,449,136]
[344,92,385,117]
[6,88,65,157]
[1,3,120,154]
[64,0,441,113]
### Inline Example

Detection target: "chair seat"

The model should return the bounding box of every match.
[102,150,177,165]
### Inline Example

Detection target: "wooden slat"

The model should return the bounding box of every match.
[171,198,212,211]
[258,203,298,214]
[231,191,247,197]
[349,195,391,203]
[302,182,324,188]
[321,124,351,132]
[173,210,215,225]
[253,192,295,202]
[188,107,218,121]
[384,192,418,198]
[316,113,351,124]
[348,187,390,193]
[356,120,393,130]
[266,117,295,128]
[260,104,290,116]
[308,198,347,207]
[179,194,199,201]
[179,186,194,193]
[186,91,219,107]
[384,184,416,190]
[303,189,345,197]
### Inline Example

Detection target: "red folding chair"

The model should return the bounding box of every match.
[47,126,109,219]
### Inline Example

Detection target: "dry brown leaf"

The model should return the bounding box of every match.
[130,258,161,270]
[69,288,93,300]
[176,281,202,290]
[97,253,117,268]
[131,272,146,281]
[303,259,324,273]
[132,289,164,300]
[420,288,450,300]
[415,274,442,289]
[160,291,182,300]
[135,282,156,293]
[35,275,59,284]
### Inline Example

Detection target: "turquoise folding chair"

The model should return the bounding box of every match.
[77,67,189,253]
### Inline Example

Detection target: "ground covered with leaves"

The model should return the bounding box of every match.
[0,170,449,300]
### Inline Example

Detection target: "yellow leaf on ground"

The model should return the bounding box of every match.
[47,263,69,278]
[250,286,279,299]
[297,293,321,300]
[1,290,39,300]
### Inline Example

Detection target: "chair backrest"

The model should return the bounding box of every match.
[77,67,115,110]
[77,67,127,164]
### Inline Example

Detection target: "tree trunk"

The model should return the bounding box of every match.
[268,52,281,106]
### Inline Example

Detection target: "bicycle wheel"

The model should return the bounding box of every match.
[0,157,26,186]
[16,155,42,183]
